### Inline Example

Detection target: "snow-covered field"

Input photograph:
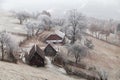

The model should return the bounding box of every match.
[0,11,26,33]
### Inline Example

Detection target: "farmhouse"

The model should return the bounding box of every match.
[27,45,45,67]
[45,30,65,44]
[44,44,57,56]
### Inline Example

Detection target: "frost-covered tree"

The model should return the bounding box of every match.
[67,44,88,64]
[0,31,11,60]
[38,14,53,31]
[99,28,111,41]
[15,11,30,24]
[25,21,45,37]
[98,69,108,80]
[0,31,19,62]
[65,9,86,44]
[53,18,65,26]
[31,12,41,19]
[41,10,51,17]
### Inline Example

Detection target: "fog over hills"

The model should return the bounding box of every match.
[0,0,120,20]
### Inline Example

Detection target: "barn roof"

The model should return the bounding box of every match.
[46,34,62,40]
[28,45,45,61]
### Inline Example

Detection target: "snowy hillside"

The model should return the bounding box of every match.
[0,11,26,33]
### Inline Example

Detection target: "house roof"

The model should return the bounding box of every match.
[55,30,65,38]
[28,45,45,61]
[46,34,62,40]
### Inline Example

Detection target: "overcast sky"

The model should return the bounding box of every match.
[0,0,120,20]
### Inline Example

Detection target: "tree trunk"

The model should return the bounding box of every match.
[1,42,4,61]
[9,50,17,63]
[35,28,41,36]
[95,32,98,38]
[92,32,94,36]
[71,36,76,44]
[75,59,78,64]
[20,19,23,24]
[106,35,108,41]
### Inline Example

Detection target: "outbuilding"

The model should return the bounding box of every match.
[44,44,57,56]
[27,45,45,67]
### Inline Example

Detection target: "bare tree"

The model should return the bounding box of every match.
[15,11,30,24]
[117,32,120,42]
[99,28,111,41]
[67,44,88,64]
[89,24,102,38]
[25,20,45,37]
[25,21,37,37]
[117,24,120,32]
[65,9,86,44]
[89,24,98,36]
[31,12,41,19]
[53,18,65,26]
[41,10,51,17]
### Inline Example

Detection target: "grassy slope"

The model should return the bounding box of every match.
[0,11,25,33]
[0,61,85,80]
[84,36,120,80]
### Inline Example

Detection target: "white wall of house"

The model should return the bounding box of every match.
[46,40,63,43]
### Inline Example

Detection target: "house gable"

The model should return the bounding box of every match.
[44,44,57,56]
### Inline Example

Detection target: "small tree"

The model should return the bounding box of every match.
[0,31,11,60]
[38,14,53,31]
[25,21,45,37]
[53,18,65,26]
[0,31,19,63]
[98,69,108,80]
[89,24,102,38]
[15,11,30,24]
[117,32,120,43]
[41,10,51,17]
[99,28,111,41]
[89,24,98,36]
[67,44,88,64]
[31,12,41,19]
[117,24,120,32]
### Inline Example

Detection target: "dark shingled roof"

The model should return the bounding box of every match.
[28,45,45,61]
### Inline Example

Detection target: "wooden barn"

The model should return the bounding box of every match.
[45,30,65,44]
[27,45,45,67]
[44,44,57,56]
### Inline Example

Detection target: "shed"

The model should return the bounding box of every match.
[44,44,57,56]
[27,45,45,67]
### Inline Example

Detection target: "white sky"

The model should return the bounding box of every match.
[0,0,120,20]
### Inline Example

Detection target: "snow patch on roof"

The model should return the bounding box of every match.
[55,30,65,38]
